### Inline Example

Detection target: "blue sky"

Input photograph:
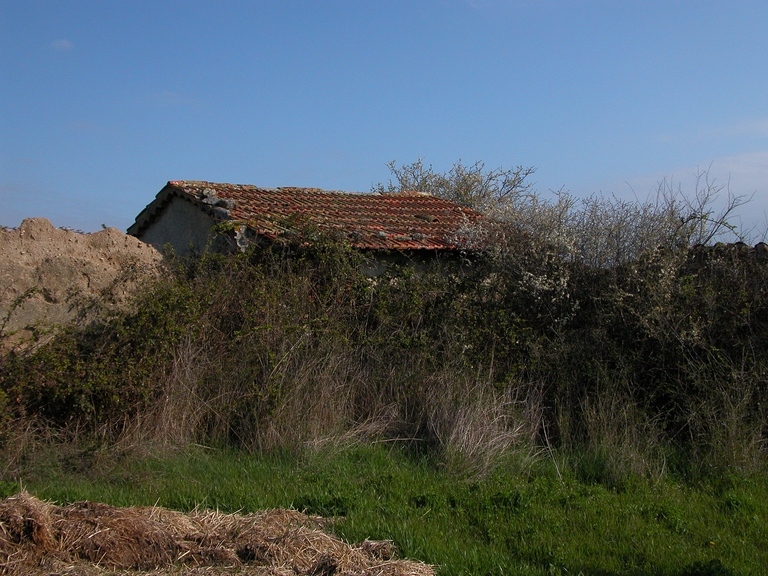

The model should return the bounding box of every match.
[2,0,767,234]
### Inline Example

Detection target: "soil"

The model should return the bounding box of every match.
[0,218,163,345]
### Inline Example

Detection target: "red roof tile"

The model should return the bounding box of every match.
[132,181,482,251]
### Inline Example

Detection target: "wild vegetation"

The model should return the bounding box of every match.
[1,161,767,574]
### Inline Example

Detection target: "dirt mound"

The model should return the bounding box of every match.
[0,492,433,576]
[0,219,163,344]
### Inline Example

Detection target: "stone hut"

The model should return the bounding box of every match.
[128,181,482,273]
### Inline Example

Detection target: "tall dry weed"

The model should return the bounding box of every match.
[578,386,668,485]
[123,337,211,447]
[686,360,768,475]
[421,372,543,477]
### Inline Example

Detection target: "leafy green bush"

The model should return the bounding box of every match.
[1,163,767,479]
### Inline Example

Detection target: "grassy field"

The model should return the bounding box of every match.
[7,443,765,576]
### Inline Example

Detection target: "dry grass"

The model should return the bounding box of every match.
[426,375,543,477]
[0,492,433,576]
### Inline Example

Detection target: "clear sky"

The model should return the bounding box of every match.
[2,0,767,234]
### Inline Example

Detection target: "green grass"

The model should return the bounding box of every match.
[6,444,766,576]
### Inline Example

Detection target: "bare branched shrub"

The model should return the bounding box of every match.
[670,168,754,245]
[373,158,536,215]
[471,171,748,269]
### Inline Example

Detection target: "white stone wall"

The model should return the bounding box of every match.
[139,196,219,256]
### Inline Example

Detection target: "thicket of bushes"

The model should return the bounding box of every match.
[1,162,767,484]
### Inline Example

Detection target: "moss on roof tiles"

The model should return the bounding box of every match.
[158,180,482,251]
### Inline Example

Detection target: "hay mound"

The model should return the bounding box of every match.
[0,492,433,576]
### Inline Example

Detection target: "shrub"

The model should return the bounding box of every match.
[1,162,766,478]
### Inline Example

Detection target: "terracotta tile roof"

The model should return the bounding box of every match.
[131,181,482,251]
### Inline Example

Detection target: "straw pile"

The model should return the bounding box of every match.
[0,492,434,576]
